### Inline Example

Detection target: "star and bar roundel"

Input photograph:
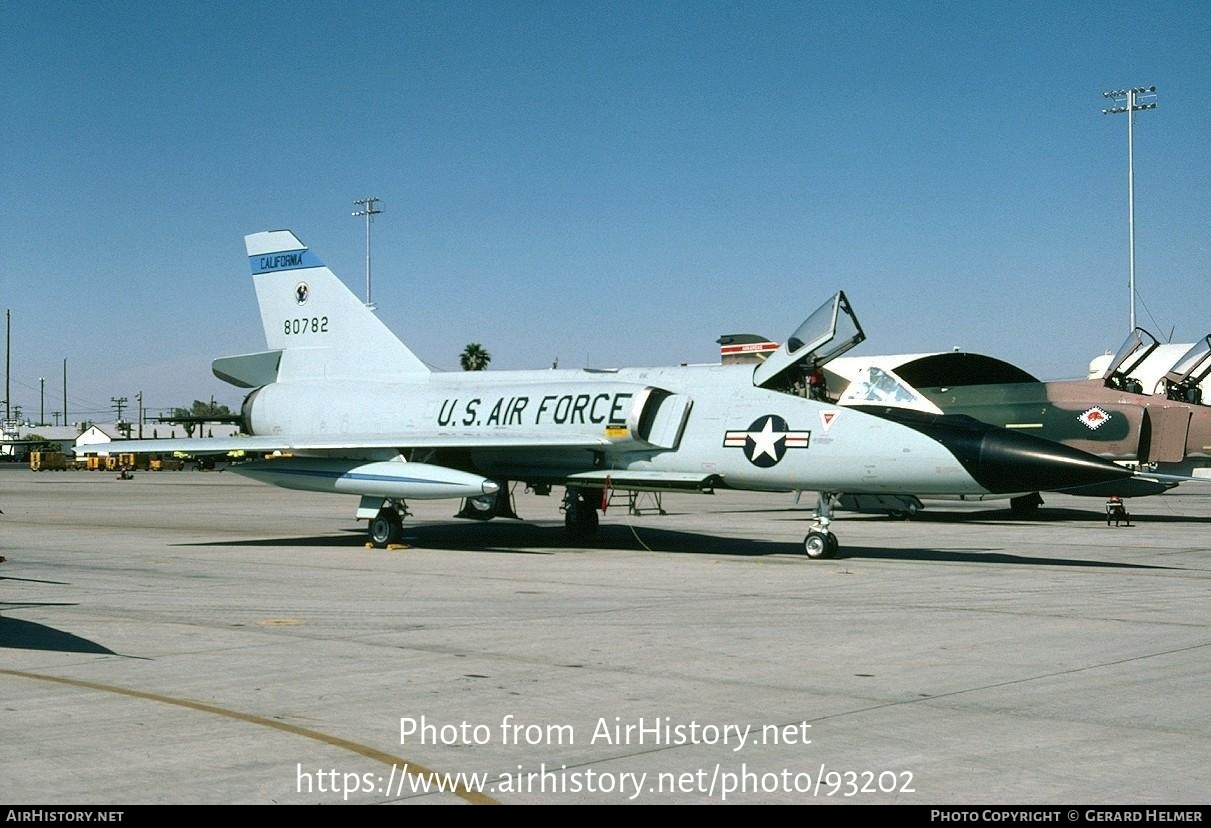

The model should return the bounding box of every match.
[723,415,811,467]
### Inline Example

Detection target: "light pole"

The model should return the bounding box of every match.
[39,377,45,426]
[1102,85,1157,333]
[352,196,383,309]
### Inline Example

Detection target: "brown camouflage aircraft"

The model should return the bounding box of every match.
[820,328,1211,516]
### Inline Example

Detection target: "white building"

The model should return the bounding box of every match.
[74,422,240,454]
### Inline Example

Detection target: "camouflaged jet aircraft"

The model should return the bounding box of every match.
[77,230,1141,557]
[822,331,1211,516]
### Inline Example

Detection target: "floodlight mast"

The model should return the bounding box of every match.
[352,196,383,309]
[1102,86,1157,333]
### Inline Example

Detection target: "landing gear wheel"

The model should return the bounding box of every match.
[565,502,599,538]
[804,529,837,559]
[457,494,498,521]
[369,510,403,548]
[564,490,600,539]
[1010,492,1043,518]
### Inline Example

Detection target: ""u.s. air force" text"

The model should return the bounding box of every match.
[438,393,632,427]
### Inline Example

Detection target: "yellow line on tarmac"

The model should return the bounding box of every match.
[1,668,498,805]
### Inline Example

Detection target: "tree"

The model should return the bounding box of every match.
[170,399,233,438]
[459,343,491,371]
[192,399,231,418]
[170,399,232,420]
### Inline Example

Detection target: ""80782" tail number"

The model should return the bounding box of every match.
[284,316,329,335]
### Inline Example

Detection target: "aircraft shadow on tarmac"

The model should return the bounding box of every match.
[723,505,1211,526]
[0,575,72,585]
[0,613,119,655]
[173,518,1175,570]
[885,507,1211,526]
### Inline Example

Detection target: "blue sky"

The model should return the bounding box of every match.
[2,1,1208,423]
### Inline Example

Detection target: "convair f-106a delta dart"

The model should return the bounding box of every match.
[78,230,1139,558]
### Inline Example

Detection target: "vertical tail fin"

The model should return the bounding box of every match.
[245,230,430,380]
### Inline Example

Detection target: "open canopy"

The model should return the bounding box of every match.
[1164,335,1211,387]
[753,291,865,389]
[1101,327,1160,391]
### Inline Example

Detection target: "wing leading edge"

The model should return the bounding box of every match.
[73,432,611,457]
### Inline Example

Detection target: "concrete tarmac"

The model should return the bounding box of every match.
[2,466,1208,804]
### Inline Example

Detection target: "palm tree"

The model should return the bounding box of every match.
[459,343,491,371]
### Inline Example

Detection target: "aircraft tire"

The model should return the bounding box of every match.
[565,495,599,539]
[458,495,497,521]
[369,512,402,548]
[804,530,836,559]
[1009,493,1043,518]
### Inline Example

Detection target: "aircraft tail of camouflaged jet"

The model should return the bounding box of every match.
[78,229,1139,558]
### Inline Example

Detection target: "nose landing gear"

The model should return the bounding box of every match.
[803,492,839,558]
[368,500,409,548]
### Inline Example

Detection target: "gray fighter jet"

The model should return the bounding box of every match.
[78,230,1136,557]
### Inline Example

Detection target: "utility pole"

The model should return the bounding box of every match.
[63,357,67,425]
[352,196,383,309]
[5,309,10,422]
[111,396,127,425]
[39,377,45,426]
[136,391,143,439]
[1102,85,1158,333]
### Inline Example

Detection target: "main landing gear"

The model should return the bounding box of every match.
[803,491,839,559]
[1009,492,1043,518]
[368,499,409,548]
[455,481,519,521]
[562,487,600,539]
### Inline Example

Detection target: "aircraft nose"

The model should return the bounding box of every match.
[856,407,1133,493]
[969,427,1132,493]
